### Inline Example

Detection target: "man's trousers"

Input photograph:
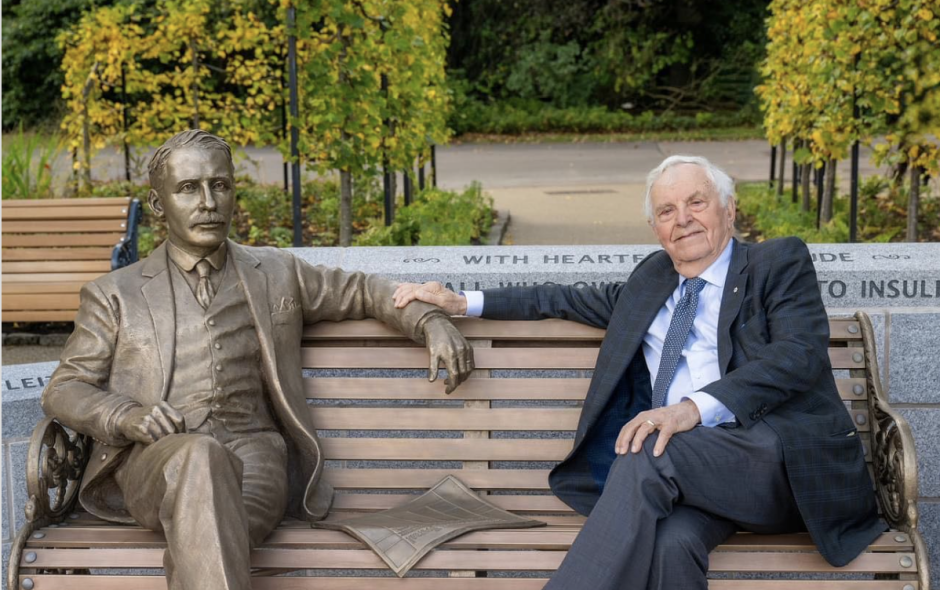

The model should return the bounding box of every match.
[115,423,289,590]
[544,421,804,590]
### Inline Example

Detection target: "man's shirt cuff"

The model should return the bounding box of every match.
[683,391,735,427]
[460,291,484,317]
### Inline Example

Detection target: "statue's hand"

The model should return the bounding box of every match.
[393,282,468,316]
[423,316,474,394]
[116,401,187,445]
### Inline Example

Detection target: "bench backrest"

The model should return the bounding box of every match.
[2,197,137,322]
[303,316,873,519]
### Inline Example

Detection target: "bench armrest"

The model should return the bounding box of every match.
[111,198,143,270]
[857,312,919,531]
[7,417,90,590]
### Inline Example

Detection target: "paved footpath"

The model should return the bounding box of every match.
[82,139,888,245]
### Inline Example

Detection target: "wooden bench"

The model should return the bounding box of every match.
[2,197,142,323]
[7,312,931,589]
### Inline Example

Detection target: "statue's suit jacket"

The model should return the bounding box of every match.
[42,240,445,525]
[480,237,883,567]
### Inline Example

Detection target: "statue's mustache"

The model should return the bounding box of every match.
[190,214,226,227]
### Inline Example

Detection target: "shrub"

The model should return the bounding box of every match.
[736,180,940,243]
[354,183,493,246]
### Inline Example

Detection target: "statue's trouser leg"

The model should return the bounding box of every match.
[116,432,289,590]
[544,421,803,590]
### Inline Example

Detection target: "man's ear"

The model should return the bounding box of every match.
[148,189,164,219]
[727,196,737,225]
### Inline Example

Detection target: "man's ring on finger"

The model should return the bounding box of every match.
[645,419,657,428]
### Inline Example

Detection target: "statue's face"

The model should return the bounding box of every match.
[150,147,235,256]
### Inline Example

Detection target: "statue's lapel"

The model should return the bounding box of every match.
[140,243,175,400]
[230,242,279,381]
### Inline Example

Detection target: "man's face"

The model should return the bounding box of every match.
[649,164,735,274]
[149,147,235,256]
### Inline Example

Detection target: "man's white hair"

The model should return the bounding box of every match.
[644,155,735,223]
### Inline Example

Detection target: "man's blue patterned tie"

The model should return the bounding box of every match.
[651,277,707,409]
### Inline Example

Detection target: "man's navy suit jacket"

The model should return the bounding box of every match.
[480,237,883,567]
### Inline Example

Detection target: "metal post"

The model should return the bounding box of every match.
[281,60,289,194]
[431,144,437,188]
[791,140,799,204]
[288,6,303,247]
[769,144,777,188]
[418,161,426,191]
[122,65,131,182]
[381,72,393,225]
[403,170,413,206]
[850,142,859,242]
[816,165,824,229]
[775,139,786,198]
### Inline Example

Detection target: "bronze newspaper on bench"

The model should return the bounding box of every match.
[315,475,546,576]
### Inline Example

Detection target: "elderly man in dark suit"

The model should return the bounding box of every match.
[41,129,474,590]
[392,155,883,589]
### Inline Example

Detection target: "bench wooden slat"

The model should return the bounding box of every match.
[302,347,863,370]
[325,468,552,490]
[2,247,115,261]
[307,377,591,400]
[3,219,129,233]
[2,282,88,295]
[310,407,868,433]
[306,377,868,402]
[2,311,80,322]
[3,205,131,220]
[3,294,82,311]
[27,528,913,554]
[2,233,125,247]
[311,407,581,431]
[303,319,863,342]
[15,577,920,590]
[303,347,599,369]
[23,547,915,573]
[16,577,920,590]
[321,438,574,461]
[2,197,131,207]
[2,260,112,273]
[306,319,608,341]
[1,272,106,283]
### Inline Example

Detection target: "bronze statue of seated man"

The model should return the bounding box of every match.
[41,129,474,590]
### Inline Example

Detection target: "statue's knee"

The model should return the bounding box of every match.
[176,435,242,478]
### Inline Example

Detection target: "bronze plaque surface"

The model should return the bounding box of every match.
[315,475,546,576]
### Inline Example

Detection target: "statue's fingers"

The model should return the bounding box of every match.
[442,354,459,394]
[150,408,176,437]
[428,351,440,383]
[157,402,186,433]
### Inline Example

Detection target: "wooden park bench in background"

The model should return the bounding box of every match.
[2,197,142,323]
[7,312,931,589]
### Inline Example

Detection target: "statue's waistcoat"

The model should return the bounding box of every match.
[168,260,276,433]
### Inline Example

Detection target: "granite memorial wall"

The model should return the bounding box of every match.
[3,243,939,584]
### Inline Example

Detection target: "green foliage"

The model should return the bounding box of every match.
[449,100,761,137]
[447,0,770,111]
[759,0,940,174]
[736,180,940,243]
[354,183,492,246]
[1,0,98,130]
[1,127,64,199]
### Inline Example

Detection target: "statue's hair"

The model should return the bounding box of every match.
[644,155,735,223]
[148,129,233,191]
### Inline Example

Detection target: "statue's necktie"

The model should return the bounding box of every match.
[195,259,215,310]
[651,277,707,409]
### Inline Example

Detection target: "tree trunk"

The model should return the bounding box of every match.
[801,163,812,212]
[191,37,200,129]
[340,167,353,247]
[907,166,921,242]
[820,158,837,223]
[775,137,786,198]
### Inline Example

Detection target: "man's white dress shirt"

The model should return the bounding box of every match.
[462,240,735,427]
